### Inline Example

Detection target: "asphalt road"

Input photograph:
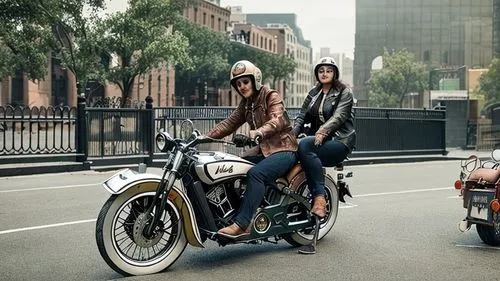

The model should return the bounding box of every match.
[0,160,499,281]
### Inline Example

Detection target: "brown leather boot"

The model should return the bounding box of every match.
[311,195,327,218]
[217,223,251,239]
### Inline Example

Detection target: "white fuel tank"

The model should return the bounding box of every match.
[194,151,254,185]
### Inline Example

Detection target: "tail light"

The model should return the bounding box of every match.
[491,199,500,213]
[454,180,462,190]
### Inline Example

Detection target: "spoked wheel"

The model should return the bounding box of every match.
[96,188,187,276]
[284,176,339,246]
[476,223,500,246]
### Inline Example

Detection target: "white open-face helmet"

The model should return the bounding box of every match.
[230,60,263,94]
[314,56,340,82]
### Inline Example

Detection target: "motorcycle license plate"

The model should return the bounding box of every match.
[467,190,495,221]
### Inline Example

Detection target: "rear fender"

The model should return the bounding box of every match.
[103,169,204,248]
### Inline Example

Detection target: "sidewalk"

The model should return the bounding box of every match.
[343,148,493,166]
[0,148,496,177]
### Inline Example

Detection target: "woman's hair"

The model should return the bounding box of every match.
[315,78,347,92]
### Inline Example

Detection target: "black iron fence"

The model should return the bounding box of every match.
[0,105,76,155]
[6,100,498,163]
[153,106,448,156]
[86,108,153,158]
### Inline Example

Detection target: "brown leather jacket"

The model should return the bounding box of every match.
[207,86,297,157]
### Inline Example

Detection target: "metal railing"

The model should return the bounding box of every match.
[0,103,457,161]
[86,108,153,158]
[0,105,76,155]
[154,107,448,156]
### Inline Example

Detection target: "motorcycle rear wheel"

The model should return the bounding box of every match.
[95,187,187,276]
[283,176,339,246]
[476,223,500,246]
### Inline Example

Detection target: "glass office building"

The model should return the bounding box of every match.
[354,0,493,106]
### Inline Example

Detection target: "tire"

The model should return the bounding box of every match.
[284,176,339,246]
[476,224,500,246]
[95,185,187,276]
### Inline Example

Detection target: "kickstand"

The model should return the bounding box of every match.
[298,215,320,254]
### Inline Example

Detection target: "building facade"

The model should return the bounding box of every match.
[246,14,314,107]
[354,0,493,107]
[0,1,230,108]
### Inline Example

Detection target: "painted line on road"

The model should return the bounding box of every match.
[455,244,500,250]
[0,183,100,193]
[353,187,454,198]
[0,187,454,235]
[0,219,97,235]
[339,202,358,208]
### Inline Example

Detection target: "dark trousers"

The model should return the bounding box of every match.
[234,151,297,229]
[297,136,349,198]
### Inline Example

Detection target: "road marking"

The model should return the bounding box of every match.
[0,186,455,234]
[455,244,500,250]
[0,219,97,235]
[0,183,100,193]
[340,202,358,208]
[353,187,453,198]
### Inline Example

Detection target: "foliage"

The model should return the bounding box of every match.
[261,53,297,89]
[173,17,231,87]
[478,58,500,106]
[99,0,195,102]
[368,48,427,108]
[0,0,106,88]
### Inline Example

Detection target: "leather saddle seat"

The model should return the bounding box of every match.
[468,168,500,183]
[276,164,304,187]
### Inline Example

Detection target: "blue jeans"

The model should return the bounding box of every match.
[234,151,297,229]
[298,136,349,198]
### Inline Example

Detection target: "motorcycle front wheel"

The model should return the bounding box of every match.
[95,185,187,276]
[283,175,339,246]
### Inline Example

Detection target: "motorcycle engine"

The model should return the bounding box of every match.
[206,179,246,219]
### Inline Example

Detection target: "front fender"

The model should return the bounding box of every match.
[103,169,204,248]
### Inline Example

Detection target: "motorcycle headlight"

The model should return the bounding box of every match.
[156,132,173,152]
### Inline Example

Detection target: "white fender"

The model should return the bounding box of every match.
[103,168,204,248]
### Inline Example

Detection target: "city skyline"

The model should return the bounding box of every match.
[105,0,356,58]
[221,0,355,58]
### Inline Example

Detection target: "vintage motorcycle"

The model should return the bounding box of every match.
[95,120,353,276]
[455,149,500,246]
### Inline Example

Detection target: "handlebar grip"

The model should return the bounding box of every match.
[253,135,262,145]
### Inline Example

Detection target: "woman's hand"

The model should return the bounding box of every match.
[314,132,328,146]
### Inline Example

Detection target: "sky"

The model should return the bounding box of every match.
[220,0,356,58]
[104,0,356,58]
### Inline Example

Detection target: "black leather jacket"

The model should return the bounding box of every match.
[292,85,356,152]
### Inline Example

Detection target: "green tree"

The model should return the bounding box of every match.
[261,53,297,89]
[173,18,231,87]
[478,58,500,106]
[100,0,195,104]
[0,0,106,94]
[368,48,427,108]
